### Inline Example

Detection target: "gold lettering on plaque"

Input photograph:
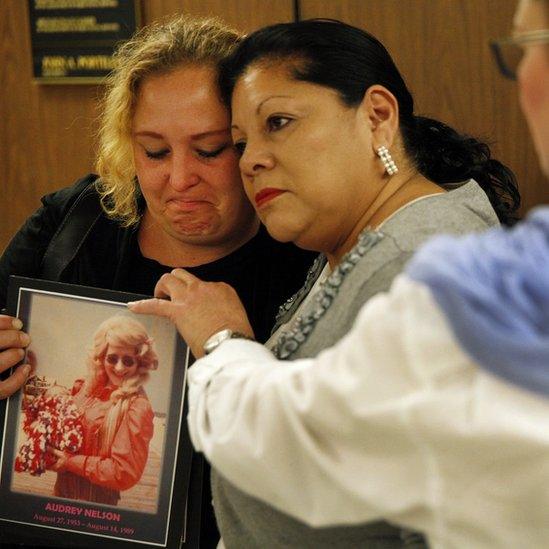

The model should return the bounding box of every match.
[35,0,119,8]
[77,55,115,70]
[36,16,120,33]
[41,55,77,76]
[41,55,115,76]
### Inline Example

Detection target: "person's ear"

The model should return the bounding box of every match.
[358,85,399,150]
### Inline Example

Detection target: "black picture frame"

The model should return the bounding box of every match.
[0,276,199,548]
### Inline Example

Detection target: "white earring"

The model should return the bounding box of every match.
[376,146,398,176]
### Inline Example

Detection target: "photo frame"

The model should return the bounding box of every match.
[0,276,199,548]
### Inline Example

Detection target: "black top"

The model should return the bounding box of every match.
[124,219,310,344]
[0,174,316,343]
[0,174,317,548]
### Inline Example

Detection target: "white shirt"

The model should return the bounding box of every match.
[187,276,549,549]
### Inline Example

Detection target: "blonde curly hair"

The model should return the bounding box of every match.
[86,314,158,394]
[84,315,159,454]
[96,14,242,227]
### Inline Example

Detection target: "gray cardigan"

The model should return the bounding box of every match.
[212,181,499,549]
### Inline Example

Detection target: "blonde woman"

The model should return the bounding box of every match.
[0,17,313,545]
[0,14,314,400]
[49,315,157,505]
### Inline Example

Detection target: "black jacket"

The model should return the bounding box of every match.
[0,174,316,343]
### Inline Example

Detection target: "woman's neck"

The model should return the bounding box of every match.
[326,172,444,267]
[137,211,260,268]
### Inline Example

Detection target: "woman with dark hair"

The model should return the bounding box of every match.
[220,18,520,227]
[130,18,526,549]
[131,5,549,548]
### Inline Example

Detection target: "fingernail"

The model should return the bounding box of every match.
[20,333,31,345]
[127,301,138,307]
[12,319,23,330]
[22,364,31,376]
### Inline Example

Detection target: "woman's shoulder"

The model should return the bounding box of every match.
[40,173,101,217]
[352,182,504,295]
[408,206,549,284]
[6,173,103,253]
[0,175,99,308]
[129,389,154,413]
[125,391,154,431]
[380,179,500,252]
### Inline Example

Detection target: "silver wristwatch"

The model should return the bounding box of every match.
[202,328,254,355]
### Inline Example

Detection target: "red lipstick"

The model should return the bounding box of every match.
[254,188,286,208]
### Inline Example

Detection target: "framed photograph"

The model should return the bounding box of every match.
[0,276,198,548]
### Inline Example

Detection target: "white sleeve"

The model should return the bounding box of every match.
[187,275,549,547]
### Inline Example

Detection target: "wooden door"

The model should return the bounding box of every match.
[299,0,547,214]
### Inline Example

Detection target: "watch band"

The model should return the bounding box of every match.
[203,328,255,355]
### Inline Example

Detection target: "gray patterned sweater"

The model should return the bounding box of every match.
[212,180,499,549]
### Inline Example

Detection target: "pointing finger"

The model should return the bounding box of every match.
[127,297,173,318]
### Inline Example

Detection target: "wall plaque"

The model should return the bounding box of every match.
[27,0,140,84]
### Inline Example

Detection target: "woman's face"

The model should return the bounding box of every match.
[231,63,380,254]
[103,343,139,387]
[132,64,257,247]
[515,0,549,174]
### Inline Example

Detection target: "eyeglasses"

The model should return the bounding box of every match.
[490,30,549,80]
[106,353,137,368]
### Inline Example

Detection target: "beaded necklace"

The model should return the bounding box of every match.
[272,229,384,359]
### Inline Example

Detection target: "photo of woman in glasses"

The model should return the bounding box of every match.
[14,314,160,508]
[49,315,157,506]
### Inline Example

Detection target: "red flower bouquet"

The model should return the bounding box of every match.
[15,382,83,476]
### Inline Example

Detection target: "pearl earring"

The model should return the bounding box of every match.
[376,146,398,176]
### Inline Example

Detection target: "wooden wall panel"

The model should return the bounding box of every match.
[300,0,547,215]
[142,0,294,33]
[1,0,100,252]
[0,0,293,251]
